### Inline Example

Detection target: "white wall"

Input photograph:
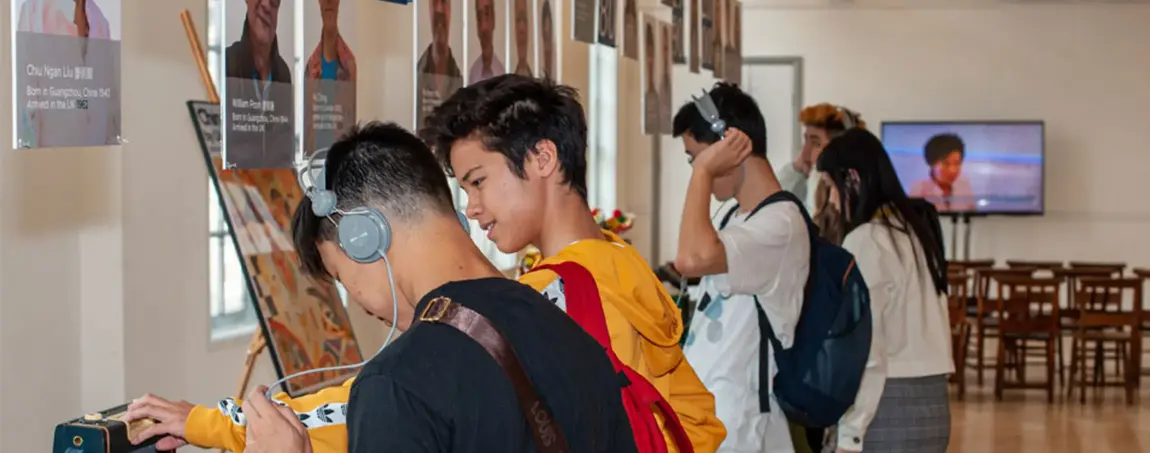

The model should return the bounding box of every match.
[659,3,1150,266]
[0,0,605,450]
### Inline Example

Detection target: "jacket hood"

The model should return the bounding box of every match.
[537,230,684,374]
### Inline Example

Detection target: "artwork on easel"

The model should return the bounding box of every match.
[188,100,363,397]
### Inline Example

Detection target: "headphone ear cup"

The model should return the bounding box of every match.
[337,209,392,263]
[310,190,338,217]
[457,211,471,235]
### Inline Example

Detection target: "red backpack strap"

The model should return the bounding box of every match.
[533,262,612,349]
[626,370,695,453]
[534,262,695,453]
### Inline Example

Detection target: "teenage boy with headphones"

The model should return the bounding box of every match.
[122,122,639,453]
[421,74,727,453]
[671,83,810,453]
[780,103,866,206]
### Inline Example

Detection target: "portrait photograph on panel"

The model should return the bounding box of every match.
[711,0,724,79]
[689,0,699,73]
[13,0,122,149]
[642,14,660,135]
[597,0,616,47]
[510,0,535,76]
[572,0,595,43]
[222,0,297,169]
[468,0,506,84]
[538,0,559,80]
[660,21,673,133]
[622,0,637,59]
[303,0,356,158]
[725,1,741,84]
[672,0,685,64]
[700,0,713,71]
[416,0,464,130]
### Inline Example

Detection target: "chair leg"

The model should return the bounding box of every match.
[977,327,986,386]
[1057,333,1065,388]
[1046,339,1055,403]
[1076,340,1085,402]
[1067,337,1078,399]
[1124,341,1135,406]
[995,337,1007,401]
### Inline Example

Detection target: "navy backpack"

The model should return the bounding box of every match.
[719,190,872,428]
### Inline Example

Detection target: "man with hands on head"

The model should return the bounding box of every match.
[673,83,811,453]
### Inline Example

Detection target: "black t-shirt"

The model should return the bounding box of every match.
[347,277,639,453]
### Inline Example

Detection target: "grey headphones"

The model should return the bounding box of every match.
[691,88,727,138]
[302,149,471,264]
[837,106,859,130]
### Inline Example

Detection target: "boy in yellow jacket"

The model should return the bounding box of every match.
[421,74,725,452]
[125,75,724,453]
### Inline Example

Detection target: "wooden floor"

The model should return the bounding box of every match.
[949,373,1149,452]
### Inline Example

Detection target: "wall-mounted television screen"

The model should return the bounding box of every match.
[881,121,1045,216]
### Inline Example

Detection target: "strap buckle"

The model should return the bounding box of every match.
[419,296,452,322]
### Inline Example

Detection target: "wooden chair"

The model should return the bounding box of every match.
[992,275,1061,402]
[948,272,972,399]
[1053,267,1120,385]
[1133,268,1150,380]
[970,267,1036,386]
[1066,277,1143,404]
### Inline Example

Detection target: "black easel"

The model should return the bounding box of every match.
[946,212,982,261]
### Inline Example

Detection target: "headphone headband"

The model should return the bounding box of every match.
[837,106,858,130]
[691,88,727,137]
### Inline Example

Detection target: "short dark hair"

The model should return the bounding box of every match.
[923,133,964,165]
[672,82,767,158]
[419,74,589,200]
[291,122,456,279]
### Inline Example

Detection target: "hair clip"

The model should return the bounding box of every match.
[691,89,726,138]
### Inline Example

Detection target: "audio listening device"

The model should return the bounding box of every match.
[53,403,168,453]
[837,106,859,130]
[691,88,727,139]
[258,149,471,402]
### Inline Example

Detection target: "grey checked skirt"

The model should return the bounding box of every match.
[821,374,951,453]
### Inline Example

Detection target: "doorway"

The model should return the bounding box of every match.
[741,57,804,167]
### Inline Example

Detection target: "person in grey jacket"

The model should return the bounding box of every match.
[778,103,866,206]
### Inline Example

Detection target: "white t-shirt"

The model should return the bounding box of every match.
[683,200,810,453]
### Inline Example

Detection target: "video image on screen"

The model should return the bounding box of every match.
[881,121,1045,215]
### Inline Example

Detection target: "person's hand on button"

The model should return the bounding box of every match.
[122,393,193,450]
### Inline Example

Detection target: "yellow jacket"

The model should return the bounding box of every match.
[184,378,354,453]
[518,231,725,453]
[184,231,725,453]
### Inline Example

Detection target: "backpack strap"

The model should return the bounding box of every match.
[753,296,784,414]
[718,203,741,230]
[533,262,695,452]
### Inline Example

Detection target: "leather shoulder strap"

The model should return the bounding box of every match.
[418,296,570,453]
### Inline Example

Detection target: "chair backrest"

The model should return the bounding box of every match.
[947,272,969,323]
[1068,261,1126,276]
[994,275,1061,332]
[1074,277,1143,331]
[949,259,995,272]
[1005,260,1064,271]
[974,268,1036,301]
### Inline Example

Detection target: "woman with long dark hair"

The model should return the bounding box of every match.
[815,129,953,453]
